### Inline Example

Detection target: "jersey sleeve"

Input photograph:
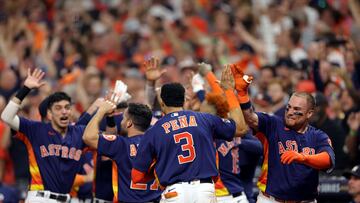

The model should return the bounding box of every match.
[76,112,93,126]
[255,112,277,138]
[238,134,263,155]
[18,117,40,140]
[133,130,155,172]
[207,114,236,141]
[315,130,336,173]
[97,134,125,159]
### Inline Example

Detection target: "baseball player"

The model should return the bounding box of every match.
[83,101,161,202]
[93,112,124,203]
[197,77,261,203]
[131,64,248,203]
[232,66,336,202]
[1,69,87,203]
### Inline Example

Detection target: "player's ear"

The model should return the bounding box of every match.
[47,109,53,120]
[306,109,314,119]
[127,120,133,128]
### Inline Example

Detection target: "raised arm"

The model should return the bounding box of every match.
[220,65,248,136]
[1,68,45,130]
[82,98,117,149]
[231,64,259,130]
[144,57,166,108]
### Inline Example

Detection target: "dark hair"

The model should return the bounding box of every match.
[160,83,185,107]
[47,92,72,109]
[292,92,316,110]
[39,96,50,120]
[127,103,152,132]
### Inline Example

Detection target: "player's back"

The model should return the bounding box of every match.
[147,110,235,186]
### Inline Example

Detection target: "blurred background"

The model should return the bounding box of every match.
[0,0,360,202]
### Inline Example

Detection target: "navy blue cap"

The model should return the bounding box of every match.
[343,165,360,179]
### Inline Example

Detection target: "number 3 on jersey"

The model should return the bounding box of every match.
[174,132,196,164]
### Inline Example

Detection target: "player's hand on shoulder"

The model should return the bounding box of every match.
[24,68,46,89]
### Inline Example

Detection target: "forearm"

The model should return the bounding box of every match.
[145,82,156,108]
[303,152,331,170]
[205,72,223,94]
[242,107,259,130]
[1,99,21,131]
[225,90,248,136]
[312,60,325,92]
[83,111,105,149]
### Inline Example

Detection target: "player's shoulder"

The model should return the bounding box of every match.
[256,111,282,123]
[69,124,86,132]
[307,125,329,137]
[19,116,42,126]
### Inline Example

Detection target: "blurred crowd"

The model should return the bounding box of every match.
[0,0,360,200]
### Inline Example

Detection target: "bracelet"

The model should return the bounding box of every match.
[106,116,116,128]
[350,129,358,137]
[15,86,31,101]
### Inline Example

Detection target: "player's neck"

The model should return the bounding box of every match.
[127,129,144,137]
[295,123,308,134]
[163,107,183,114]
[51,123,68,137]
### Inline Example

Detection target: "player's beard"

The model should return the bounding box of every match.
[284,117,306,131]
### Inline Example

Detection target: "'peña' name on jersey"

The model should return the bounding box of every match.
[161,115,198,134]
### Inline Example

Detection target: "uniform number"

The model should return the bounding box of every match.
[173,132,196,164]
[130,180,158,190]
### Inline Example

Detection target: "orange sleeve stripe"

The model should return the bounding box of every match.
[205,72,223,94]
[73,175,86,187]
[112,161,119,203]
[15,132,44,190]
[304,151,331,170]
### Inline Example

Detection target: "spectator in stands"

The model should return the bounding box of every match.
[344,165,360,203]
[310,92,349,169]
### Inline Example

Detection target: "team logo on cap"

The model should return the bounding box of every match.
[103,134,117,141]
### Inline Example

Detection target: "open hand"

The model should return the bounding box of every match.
[144,57,166,82]
[197,62,212,77]
[220,64,235,90]
[24,68,46,89]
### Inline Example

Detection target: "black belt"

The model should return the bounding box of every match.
[186,177,213,184]
[37,191,68,202]
[232,191,243,197]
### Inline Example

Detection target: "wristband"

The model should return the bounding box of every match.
[106,116,116,128]
[240,101,252,110]
[15,86,31,101]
